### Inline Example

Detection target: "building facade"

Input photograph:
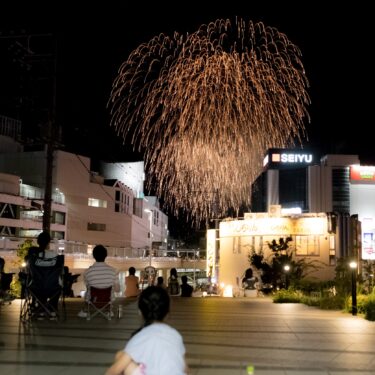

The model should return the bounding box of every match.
[0,148,168,251]
[211,148,375,288]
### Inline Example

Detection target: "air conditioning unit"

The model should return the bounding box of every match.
[268,205,281,217]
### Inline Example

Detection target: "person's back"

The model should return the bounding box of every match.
[25,232,63,313]
[125,266,139,297]
[84,245,118,290]
[27,231,55,260]
[105,286,187,375]
[168,267,180,296]
[156,276,166,289]
[180,275,193,297]
[242,268,256,290]
[78,245,119,318]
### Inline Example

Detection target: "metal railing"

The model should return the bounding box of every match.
[0,237,205,261]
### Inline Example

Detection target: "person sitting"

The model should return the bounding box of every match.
[78,244,119,318]
[167,267,180,296]
[25,232,62,316]
[27,231,56,260]
[242,268,256,290]
[180,275,193,297]
[0,257,4,273]
[124,266,140,298]
[242,267,257,297]
[156,276,167,289]
[63,266,80,297]
[105,286,188,375]
[0,257,15,303]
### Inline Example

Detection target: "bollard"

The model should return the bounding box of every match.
[117,305,123,319]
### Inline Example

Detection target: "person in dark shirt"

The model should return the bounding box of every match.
[180,275,193,297]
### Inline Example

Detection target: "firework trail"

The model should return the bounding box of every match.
[109,18,310,223]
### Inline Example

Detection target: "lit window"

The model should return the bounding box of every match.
[296,235,319,256]
[88,198,107,208]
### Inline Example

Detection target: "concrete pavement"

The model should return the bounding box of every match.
[1,296,375,374]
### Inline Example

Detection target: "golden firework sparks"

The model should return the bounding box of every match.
[109,18,310,223]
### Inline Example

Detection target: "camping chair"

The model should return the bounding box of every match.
[20,254,65,322]
[0,272,15,306]
[86,286,113,320]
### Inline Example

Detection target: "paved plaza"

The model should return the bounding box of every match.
[1,296,375,375]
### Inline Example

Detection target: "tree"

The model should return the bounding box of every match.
[249,237,322,290]
[10,239,34,297]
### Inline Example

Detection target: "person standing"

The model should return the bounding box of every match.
[167,268,180,296]
[78,244,119,318]
[125,266,140,298]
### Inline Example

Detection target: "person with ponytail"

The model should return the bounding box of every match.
[105,285,188,375]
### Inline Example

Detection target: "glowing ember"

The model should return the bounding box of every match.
[109,18,310,223]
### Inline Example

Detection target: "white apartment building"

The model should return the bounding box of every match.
[0,114,168,254]
[0,148,168,251]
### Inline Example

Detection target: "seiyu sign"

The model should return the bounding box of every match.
[272,153,313,163]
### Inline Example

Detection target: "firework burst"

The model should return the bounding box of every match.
[109,18,310,223]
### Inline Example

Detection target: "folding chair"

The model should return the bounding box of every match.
[86,286,113,320]
[20,254,65,322]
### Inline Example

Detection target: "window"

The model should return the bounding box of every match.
[87,222,106,231]
[115,190,131,214]
[52,211,66,225]
[295,235,319,256]
[329,235,335,250]
[88,198,107,208]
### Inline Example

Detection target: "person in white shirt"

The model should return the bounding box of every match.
[105,286,188,375]
[78,244,119,318]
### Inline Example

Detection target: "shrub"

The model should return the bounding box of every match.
[273,289,301,303]
[10,239,34,297]
[364,296,375,321]
[300,295,320,307]
[319,295,346,310]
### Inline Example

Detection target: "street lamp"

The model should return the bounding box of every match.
[349,261,357,316]
[144,209,153,267]
[284,264,290,289]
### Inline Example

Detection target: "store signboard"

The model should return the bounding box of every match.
[220,217,326,237]
[362,217,375,260]
[263,149,314,168]
[351,166,375,182]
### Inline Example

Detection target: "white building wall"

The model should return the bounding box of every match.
[351,184,375,220]
[266,169,279,208]
[54,151,133,247]
[100,161,145,197]
[0,148,168,251]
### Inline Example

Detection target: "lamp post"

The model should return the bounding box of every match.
[349,261,357,316]
[284,264,290,289]
[144,209,153,267]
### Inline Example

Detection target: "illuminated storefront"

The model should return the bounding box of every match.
[217,211,336,291]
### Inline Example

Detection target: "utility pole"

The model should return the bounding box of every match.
[1,31,58,233]
[42,38,58,232]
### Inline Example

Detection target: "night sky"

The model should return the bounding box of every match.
[0,2,373,238]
